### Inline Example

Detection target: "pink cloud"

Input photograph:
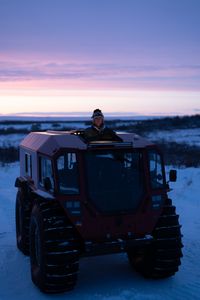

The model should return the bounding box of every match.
[0,56,200,91]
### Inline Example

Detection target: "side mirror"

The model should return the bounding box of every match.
[169,169,177,182]
[43,177,52,191]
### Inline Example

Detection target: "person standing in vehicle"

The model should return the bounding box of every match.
[84,109,122,142]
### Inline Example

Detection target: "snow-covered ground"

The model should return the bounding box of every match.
[147,128,200,146]
[0,125,200,148]
[0,134,26,148]
[0,123,85,147]
[0,122,85,131]
[0,163,200,300]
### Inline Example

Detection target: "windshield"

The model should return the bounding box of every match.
[148,150,165,189]
[85,150,144,213]
[56,152,79,195]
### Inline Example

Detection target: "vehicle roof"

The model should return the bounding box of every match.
[20,131,154,156]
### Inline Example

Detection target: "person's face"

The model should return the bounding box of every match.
[93,116,103,128]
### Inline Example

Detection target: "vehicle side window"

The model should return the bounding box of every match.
[25,153,32,177]
[148,151,164,189]
[57,153,79,195]
[39,157,54,192]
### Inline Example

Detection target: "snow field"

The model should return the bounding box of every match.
[0,127,200,148]
[147,128,200,146]
[0,164,199,299]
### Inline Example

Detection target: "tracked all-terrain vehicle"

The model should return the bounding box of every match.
[15,130,183,293]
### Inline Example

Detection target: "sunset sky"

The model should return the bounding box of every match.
[0,0,200,116]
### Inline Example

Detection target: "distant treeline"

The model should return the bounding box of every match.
[157,142,200,167]
[0,120,85,125]
[0,114,199,135]
[0,147,19,164]
[0,142,199,167]
[110,114,200,134]
[0,125,74,135]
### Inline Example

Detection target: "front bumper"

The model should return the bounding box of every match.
[82,235,154,257]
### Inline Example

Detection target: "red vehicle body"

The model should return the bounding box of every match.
[15,131,183,293]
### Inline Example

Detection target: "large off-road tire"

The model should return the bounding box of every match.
[127,198,183,278]
[29,201,80,293]
[15,191,31,255]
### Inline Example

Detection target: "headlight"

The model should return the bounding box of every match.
[65,201,81,216]
[151,195,163,210]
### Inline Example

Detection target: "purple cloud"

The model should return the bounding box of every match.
[0,60,200,90]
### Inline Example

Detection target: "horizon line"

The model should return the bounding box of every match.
[0,111,198,116]
[0,111,199,120]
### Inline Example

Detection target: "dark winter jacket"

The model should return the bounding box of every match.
[83,126,122,142]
